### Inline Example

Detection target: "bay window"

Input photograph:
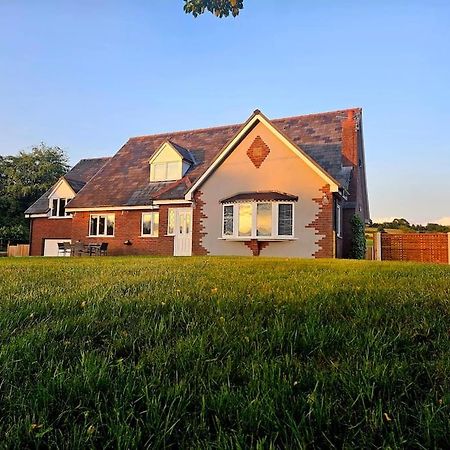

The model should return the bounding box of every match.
[222,202,294,239]
[278,203,293,236]
[238,203,252,237]
[89,214,115,237]
[256,203,272,236]
[141,212,159,237]
[223,205,234,236]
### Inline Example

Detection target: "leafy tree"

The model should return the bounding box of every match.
[371,218,450,233]
[0,143,69,242]
[184,0,243,17]
[350,214,366,259]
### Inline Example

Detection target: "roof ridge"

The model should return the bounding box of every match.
[129,122,242,141]
[127,108,361,141]
[78,156,111,161]
[272,107,362,123]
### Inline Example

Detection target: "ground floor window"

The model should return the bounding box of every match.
[141,212,159,237]
[167,208,176,235]
[336,203,342,238]
[89,214,115,236]
[222,202,294,239]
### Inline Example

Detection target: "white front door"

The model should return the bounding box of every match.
[173,208,192,256]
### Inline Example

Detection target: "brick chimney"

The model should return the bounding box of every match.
[342,109,359,167]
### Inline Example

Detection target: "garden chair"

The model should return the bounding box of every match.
[99,242,108,256]
[57,242,71,257]
[72,242,85,257]
[63,242,72,256]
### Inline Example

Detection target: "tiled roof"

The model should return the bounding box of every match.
[220,191,299,203]
[170,141,196,164]
[67,109,360,208]
[25,157,110,215]
[64,157,111,189]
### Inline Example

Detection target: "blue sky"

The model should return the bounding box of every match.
[1,0,449,224]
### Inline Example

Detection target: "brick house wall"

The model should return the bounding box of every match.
[30,218,73,256]
[71,209,170,256]
[70,204,199,256]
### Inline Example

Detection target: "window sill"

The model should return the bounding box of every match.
[87,235,115,238]
[140,235,159,238]
[219,236,297,242]
[150,178,180,183]
[49,216,72,219]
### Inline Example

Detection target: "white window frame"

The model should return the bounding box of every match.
[221,202,295,240]
[89,214,115,237]
[222,204,234,237]
[50,198,72,218]
[150,161,181,182]
[336,203,342,238]
[141,212,159,237]
[167,208,176,236]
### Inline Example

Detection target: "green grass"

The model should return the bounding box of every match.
[0,257,449,449]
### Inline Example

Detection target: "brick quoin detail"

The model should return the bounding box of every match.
[247,136,270,169]
[306,184,334,258]
[192,190,208,255]
[244,239,270,256]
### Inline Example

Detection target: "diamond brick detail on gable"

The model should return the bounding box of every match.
[247,136,270,168]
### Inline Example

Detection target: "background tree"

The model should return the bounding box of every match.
[0,143,69,243]
[184,0,243,17]
[371,218,450,233]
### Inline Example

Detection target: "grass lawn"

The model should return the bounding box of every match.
[0,257,449,449]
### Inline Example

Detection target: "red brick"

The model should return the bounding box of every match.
[306,184,334,258]
[30,218,73,256]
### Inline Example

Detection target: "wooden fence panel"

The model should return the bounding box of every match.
[381,233,449,264]
[7,244,30,257]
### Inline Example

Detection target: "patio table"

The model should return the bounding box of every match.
[86,243,101,256]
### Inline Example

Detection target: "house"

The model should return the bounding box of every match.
[25,108,370,257]
[25,157,111,256]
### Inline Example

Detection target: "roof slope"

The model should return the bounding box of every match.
[25,157,110,215]
[68,109,359,208]
[65,157,111,192]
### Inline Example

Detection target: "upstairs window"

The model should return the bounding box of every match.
[141,212,159,237]
[222,202,294,239]
[89,214,115,237]
[51,198,71,217]
[149,141,194,182]
[151,161,181,182]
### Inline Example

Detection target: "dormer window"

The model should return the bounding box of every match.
[51,198,71,217]
[149,141,194,182]
[151,161,182,182]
